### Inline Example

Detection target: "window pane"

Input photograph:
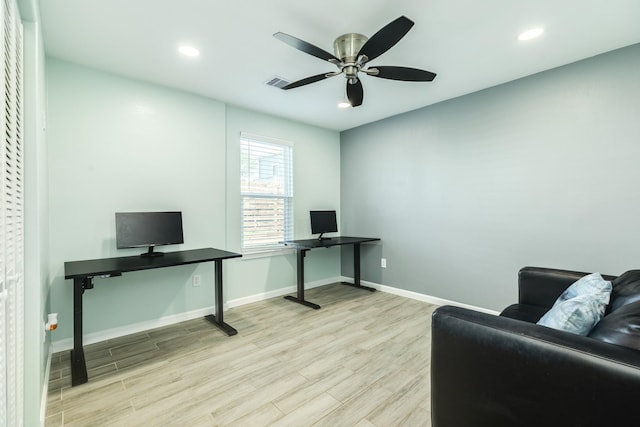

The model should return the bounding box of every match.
[241,138,292,196]
[242,196,288,249]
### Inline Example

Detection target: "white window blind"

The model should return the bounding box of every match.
[0,0,24,424]
[240,133,293,252]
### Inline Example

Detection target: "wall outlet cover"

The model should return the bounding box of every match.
[192,275,201,287]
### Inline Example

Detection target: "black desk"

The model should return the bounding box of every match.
[64,248,241,386]
[281,236,380,309]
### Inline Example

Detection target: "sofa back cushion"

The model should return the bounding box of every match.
[609,270,640,314]
[588,301,640,351]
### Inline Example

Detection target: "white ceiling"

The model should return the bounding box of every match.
[38,0,640,131]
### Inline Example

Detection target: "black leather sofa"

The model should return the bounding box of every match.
[431,266,640,427]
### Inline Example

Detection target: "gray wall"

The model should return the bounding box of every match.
[340,43,640,311]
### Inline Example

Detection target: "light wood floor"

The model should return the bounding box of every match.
[46,283,436,426]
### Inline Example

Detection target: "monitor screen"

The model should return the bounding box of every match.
[115,212,184,253]
[310,210,338,236]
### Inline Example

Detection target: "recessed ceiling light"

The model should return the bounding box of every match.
[178,45,200,57]
[518,27,544,41]
[338,102,351,109]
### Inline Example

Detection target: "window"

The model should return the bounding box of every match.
[240,133,293,252]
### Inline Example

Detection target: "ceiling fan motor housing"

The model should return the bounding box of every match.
[334,33,368,63]
[334,33,368,83]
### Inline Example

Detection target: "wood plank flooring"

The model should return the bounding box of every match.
[46,283,436,426]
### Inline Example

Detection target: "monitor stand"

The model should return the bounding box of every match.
[317,233,332,241]
[141,246,164,257]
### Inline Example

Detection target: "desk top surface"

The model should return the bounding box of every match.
[281,236,380,250]
[65,248,242,279]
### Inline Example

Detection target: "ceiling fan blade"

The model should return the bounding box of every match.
[274,32,340,63]
[347,78,363,107]
[358,16,414,63]
[370,66,437,82]
[281,73,334,90]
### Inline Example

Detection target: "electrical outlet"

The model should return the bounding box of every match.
[381,258,387,268]
[192,275,201,287]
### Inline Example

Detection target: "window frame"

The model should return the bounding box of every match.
[240,132,294,254]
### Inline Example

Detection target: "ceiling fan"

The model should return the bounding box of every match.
[273,16,436,107]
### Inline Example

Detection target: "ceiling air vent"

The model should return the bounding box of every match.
[266,76,291,89]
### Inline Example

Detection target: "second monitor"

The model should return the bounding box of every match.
[310,210,337,240]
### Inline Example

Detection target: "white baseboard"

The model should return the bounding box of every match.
[51,306,216,353]
[51,277,342,353]
[359,278,500,315]
[226,276,341,308]
[51,276,498,352]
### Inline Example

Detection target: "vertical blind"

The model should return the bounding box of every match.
[0,0,23,424]
[240,133,293,252]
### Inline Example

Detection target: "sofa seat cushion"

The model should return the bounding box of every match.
[609,270,640,314]
[589,300,640,351]
[500,303,548,323]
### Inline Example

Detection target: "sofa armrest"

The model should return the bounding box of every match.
[517,266,616,308]
[431,305,640,427]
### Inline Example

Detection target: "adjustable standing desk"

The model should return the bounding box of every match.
[281,236,380,309]
[64,247,241,386]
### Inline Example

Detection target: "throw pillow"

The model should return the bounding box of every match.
[588,300,640,351]
[555,272,612,306]
[536,272,612,335]
[537,293,609,335]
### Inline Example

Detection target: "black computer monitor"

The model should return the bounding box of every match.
[310,210,337,240]
[115,211,184,257]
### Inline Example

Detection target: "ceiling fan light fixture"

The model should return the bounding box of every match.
[178,45,200,57]
[518,27,544,41]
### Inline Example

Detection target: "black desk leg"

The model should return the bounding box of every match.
[341,243,376,292]
[70,278,88,386]
[205,259,238,336]
[284,249,321,309]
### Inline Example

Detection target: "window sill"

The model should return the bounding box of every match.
[241,247,295,260]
